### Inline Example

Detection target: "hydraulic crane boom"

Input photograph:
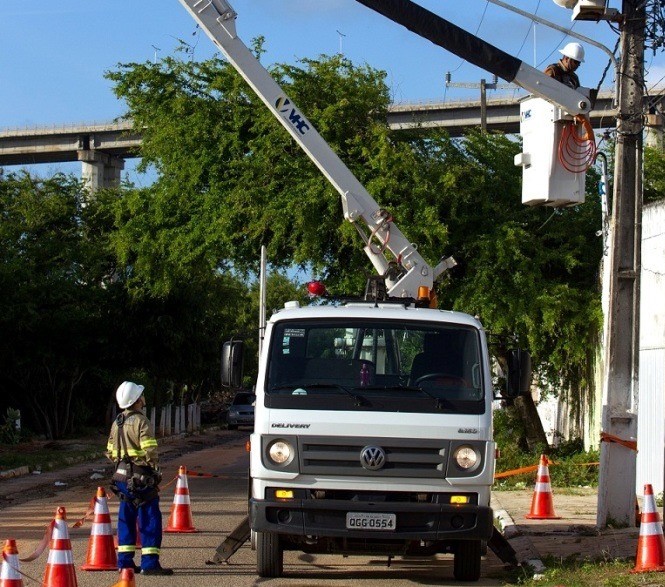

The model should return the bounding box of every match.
[178,0,455,301]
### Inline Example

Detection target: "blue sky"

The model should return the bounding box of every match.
[1,0,663,178]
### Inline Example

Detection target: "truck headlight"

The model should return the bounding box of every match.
[453,445,478,470]
[268,440,294,466]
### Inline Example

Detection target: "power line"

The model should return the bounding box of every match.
[449,1,489,74]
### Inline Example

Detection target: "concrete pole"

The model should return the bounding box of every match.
[596,0,645,528]
[480,79,487,133]
[259,245,267,356]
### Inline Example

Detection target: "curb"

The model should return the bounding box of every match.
[492,496,546,574]
[0,466,30,480]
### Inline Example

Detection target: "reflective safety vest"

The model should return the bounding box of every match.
[106,409,159,469]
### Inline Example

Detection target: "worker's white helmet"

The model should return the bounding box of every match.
[559,42,585,63]
[116,381,144,409]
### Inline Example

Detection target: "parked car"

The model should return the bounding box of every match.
[227,391,255,430]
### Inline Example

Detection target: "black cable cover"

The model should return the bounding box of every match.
[355,0,523,82]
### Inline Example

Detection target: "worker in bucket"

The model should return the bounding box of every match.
[544,42,584,89]
[107,381,173,576]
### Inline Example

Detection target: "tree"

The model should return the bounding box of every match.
[106,50,603,445]
[0,172,110,438]
[432,130,602,444]
[105,47,448,296]
[644,145,665,203]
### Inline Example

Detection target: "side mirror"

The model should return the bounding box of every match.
[505,349,532,398]
[221,340,244,388]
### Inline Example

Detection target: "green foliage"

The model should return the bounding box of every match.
[494,406,599,488]
[0,172,108,438]
[0,409,21,445]
[644,145,665,203]
[435,130,603,396]
[106,52,602,401]
[105,49,447,297]
[0,170,280,437]
[1,46,609,439]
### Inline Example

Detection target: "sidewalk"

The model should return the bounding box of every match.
[492,488,639,571]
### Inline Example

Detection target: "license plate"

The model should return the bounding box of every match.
[345,512,396,531]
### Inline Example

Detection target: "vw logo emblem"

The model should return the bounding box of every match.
[360,446,386,471]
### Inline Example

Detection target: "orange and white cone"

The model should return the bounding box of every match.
[81,487,117,571]
[525,455,561,520]
[631,483,665,573]
[43,506,78,587]
[1,539,24,587]
[165,465,198,533]
[111,567,136,587]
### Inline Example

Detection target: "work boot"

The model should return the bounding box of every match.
[141,565,174,576]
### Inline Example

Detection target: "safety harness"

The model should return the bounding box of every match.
[110,412,159,507]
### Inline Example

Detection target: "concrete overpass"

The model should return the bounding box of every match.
[1,90,662,189]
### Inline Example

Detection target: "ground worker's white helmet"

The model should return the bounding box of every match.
[559,42,585,63]
[116,381,144,409]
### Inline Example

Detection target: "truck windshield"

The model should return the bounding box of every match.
[265,319,485,415]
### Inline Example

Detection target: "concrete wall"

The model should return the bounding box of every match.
[636,201,665,496]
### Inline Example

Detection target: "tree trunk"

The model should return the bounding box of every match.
[514,393,549,451]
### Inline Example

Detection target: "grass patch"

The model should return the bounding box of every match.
[500,557,665,586]
[494,408,599,489]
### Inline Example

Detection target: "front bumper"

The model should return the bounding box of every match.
[250,498,493,541]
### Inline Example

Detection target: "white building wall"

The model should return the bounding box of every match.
[636,202,665,496]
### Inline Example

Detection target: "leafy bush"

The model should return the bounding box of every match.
[0,408,21,445]
[494,406,599,488]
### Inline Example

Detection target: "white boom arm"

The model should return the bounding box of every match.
[178,0,454,300]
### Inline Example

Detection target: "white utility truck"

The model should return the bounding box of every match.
[177,0,591,580]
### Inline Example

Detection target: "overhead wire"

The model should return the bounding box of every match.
[514,0,542,61]
[447,1,490,74]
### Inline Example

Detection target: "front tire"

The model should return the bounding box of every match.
[257,531,283,577]
[454,539,481,581]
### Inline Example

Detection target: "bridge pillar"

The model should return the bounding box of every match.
[77,149,125,190]
[645,113,664,150]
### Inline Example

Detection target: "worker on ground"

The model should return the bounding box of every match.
[107,381,173,576]
[544,42,584,89]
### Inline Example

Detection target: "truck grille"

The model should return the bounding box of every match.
[298,436,449,478]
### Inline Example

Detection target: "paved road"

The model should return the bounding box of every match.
[0,431,514,586]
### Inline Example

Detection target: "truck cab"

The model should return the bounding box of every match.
[246,301,498,581]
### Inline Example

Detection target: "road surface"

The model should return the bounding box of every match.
[0,430,513,586]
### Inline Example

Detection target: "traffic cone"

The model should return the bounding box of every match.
[631,484,665,573]
[1,539,24,587]
[81,487,117,571]
[165,465,198,533]
[43,506,78,587]
[525,455,561,520]
[111,567,136,587]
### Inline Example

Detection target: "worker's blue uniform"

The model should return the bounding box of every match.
[114,480,163,570]
[107,409,164,572]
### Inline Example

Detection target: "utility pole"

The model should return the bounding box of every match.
[445,74,515,132]
[596,0,646,528]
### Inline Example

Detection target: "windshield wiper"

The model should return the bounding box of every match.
[302,383,370,407]
[357,384,448,410]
